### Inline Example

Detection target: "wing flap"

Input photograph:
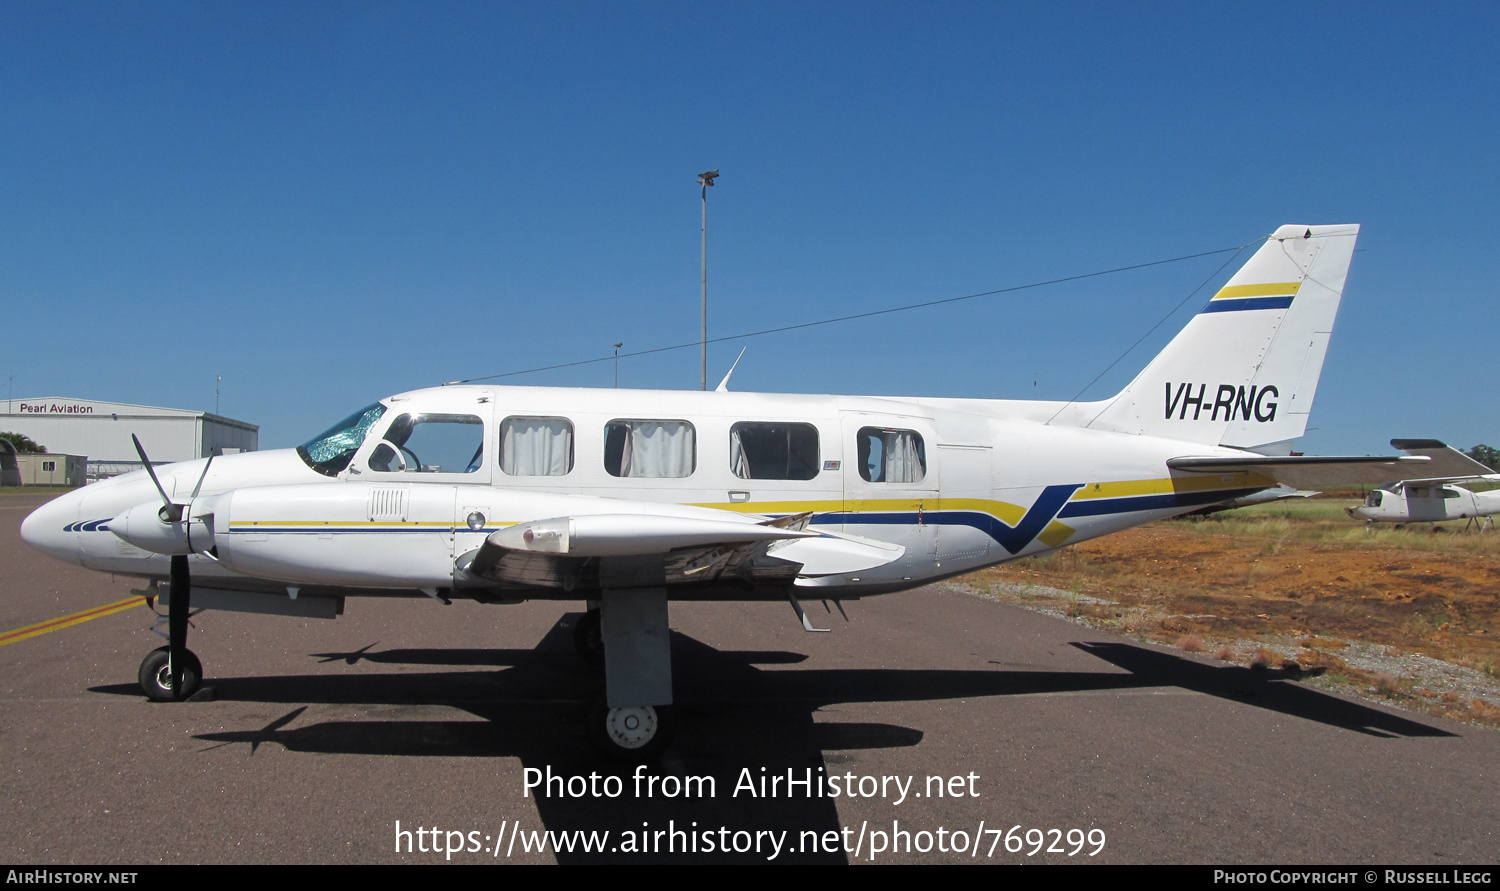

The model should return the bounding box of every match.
[768,533,905,577]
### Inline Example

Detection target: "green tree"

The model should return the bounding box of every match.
[0,432,46,453]
[1465,444,1500,472]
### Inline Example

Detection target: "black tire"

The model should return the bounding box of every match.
[587,698,675,762]
[138,646,203,702]
[573,608,604,667]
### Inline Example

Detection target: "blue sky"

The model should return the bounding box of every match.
[3,2,1496,454]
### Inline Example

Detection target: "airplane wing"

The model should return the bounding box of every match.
[456,510,905,591]
[1167,439,1496,490]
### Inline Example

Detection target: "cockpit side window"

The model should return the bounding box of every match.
[297,403,387,477]
[368,413,485,474]
[1366,490,1383,507]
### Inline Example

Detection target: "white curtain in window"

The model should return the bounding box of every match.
[621,421,694,478]
[729,428,751,479]
[882,431,924,483]
[502,418,573,476]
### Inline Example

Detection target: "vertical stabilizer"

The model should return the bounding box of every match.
[1085,224,1359,451]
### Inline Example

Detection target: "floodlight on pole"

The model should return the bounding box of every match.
[697,169,718,390]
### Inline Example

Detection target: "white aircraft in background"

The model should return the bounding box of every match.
[20,223,1452,759]
[1346,440,1500,530]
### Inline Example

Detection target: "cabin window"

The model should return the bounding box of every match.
[1366,490,1383,507]
[730,422,819,480]
[368,413,484,474]
[857,427,926,483]
[500,416,574,476]
[1442,488,1461,499]
[298,403,387,476]
[604,420,695,478]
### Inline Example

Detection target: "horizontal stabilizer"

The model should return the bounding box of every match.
[1167,454,1433,489]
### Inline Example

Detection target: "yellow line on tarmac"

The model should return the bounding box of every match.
[0,597,143,647]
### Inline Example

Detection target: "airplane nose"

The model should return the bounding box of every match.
[20,492,84,566]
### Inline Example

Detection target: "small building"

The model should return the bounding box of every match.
[1,397,258,481]
[15,453,87,486]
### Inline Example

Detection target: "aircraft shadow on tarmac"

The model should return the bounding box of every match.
[87,615,1453,863]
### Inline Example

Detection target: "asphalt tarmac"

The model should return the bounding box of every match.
[2,491,1496,864]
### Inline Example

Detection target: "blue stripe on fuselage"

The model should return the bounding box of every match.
[1058,487,1264,518]
[816,485,1265,553]
[816,483,1083,555]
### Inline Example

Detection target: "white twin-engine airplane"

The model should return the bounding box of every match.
[19,223,1447,759]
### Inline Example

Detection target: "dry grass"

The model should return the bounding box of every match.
[967,496,1500,727]
[1187,499,1500,557]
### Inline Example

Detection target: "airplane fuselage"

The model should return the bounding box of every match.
[23,384,1270,601]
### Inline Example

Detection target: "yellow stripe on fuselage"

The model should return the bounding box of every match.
[692,499,847,515]
[1211,282,1301,300]
[1038,520,1075,548]
[696,475,1269,520]
[694,497,1027,522]
[1070,473,1274,500]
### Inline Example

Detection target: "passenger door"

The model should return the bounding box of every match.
[840,414,939,569]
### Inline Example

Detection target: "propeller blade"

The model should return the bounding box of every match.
[168,554,190,697]
[189,453,214,500]
[131,435,181,522]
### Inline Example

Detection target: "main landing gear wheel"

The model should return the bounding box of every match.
[138,646,202,702]
[588,699,675,762]
[573,608,604,667]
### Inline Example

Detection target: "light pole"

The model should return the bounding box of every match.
[697,169,718,390]
[613,343,623,388]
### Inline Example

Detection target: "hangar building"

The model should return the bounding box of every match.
[1,397,258,480]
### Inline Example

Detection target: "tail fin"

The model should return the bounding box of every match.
[1086,224,1359,452]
